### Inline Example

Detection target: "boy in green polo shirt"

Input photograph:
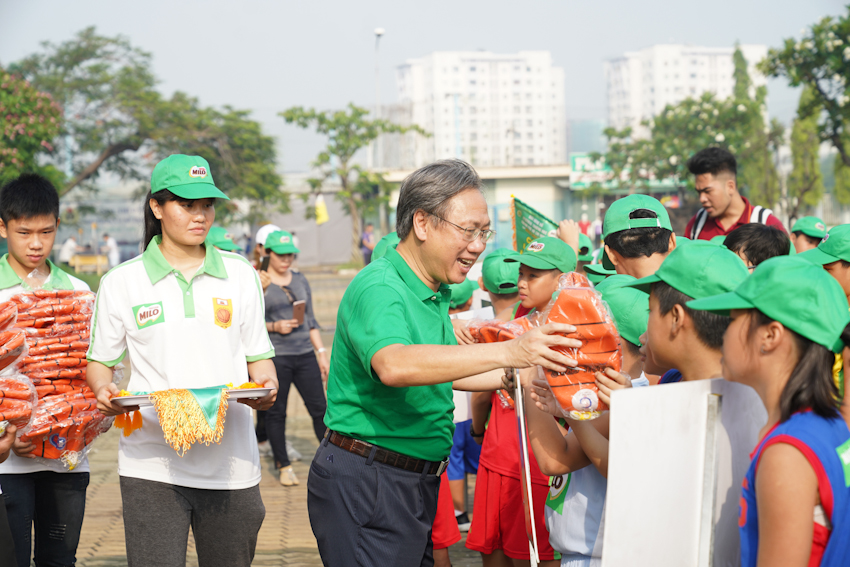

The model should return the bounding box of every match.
[625,240,749,383]
[0,173,92,567]
[791,216,827,253]
[602,195,676,279]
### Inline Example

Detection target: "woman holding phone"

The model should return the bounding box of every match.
[260,230,329,487]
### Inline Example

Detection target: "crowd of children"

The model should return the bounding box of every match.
[2,150,850,567]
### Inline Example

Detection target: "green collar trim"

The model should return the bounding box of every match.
[142,235,228,285]
[384,246,451,302]
[0,255,73,290]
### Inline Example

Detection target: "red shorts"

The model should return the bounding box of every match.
[432,471,462,550]
[466,464,556,560]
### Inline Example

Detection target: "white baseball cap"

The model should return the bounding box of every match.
[255,224,281,247]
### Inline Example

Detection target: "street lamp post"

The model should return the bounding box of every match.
[374,27,389,235]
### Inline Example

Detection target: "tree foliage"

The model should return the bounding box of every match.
[0,68,63,186]
[788,87,825,218]
[280,103,426,264]
[9,27,286,224]
[759,10,850,170]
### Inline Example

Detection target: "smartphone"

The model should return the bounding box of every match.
[292,300,306,326]
[260,255,270,272]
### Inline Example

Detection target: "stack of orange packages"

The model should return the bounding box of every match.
[467,272,622,420]
[0,300,36,436]
[10,290,112,469]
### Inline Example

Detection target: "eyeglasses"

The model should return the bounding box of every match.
[430,214,496,243]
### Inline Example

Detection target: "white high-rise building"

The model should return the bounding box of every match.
[395,51,566,168]
[605,44,768,137]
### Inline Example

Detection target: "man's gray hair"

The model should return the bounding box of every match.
[395,160,483,240]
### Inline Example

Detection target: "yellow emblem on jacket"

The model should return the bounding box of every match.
[213,298,233,329]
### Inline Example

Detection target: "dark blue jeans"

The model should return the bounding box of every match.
[0,471,89,567]
[267,352,327,469]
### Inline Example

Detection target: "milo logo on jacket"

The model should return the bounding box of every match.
[133,302,165,329]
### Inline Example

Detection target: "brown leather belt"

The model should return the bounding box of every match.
[325,430,448,476]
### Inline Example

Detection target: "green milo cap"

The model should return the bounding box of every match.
[449,278,476,309]
[578,233,593,262]
[151,155,229,201]
[602,194,672,239]
[688,255,850,353]
[596,274,649,347]
[584,263,616,285]
[791,216,827,240]
[504,236,577,274]
[626,240,749,300]
[205,226,240,251]
[264,230,300,255]
[372,232,400,261]
[798,224,850,265]
[482,248,520,294]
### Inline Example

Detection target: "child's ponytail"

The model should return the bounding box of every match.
[748,309,841,422]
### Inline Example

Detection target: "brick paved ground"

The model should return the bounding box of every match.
[71,269,485,566]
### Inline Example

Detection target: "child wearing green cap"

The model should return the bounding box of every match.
[448,278,476,314]
[467,236,577,566]
[521,275,652,565]
[602,194,677,279]
[687,255,850,567]
[478,248,521,318]
[791,216,827,253]
[627,240,750,384]
[86,155,279,567]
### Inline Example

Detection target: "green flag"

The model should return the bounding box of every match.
[511,197,559,253]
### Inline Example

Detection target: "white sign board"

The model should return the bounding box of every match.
[602,379,766,567]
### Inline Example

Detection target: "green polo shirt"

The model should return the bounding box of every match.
[0,255,74,290]
[324,246,456,461]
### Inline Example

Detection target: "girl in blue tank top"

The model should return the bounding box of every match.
[687,255,850,567]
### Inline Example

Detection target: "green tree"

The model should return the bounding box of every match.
[732,46,778,206]
[10,27,286,222]
[787,87,824,220]
[0,68,63,186]
[280,104,426,264]
[759,11,850,167]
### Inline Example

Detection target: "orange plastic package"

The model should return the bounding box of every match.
[536,272,622,420]
[467,318,533,409]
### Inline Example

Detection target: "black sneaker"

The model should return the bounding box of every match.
[455,512,471,532]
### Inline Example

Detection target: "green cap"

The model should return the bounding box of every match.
[791,216,827,240]
[151,155,229,200]
[264,230,300,255]
[205,226,240,251]
[449,278,476,309]
[710,235,726,246]
[504,237,577,274]
[799,224,850,265]
[584,263,616,285]
[596,275,649,347]
[372,232,400,261]
[482,248,520,294]
[626,240,749,300]
[688,255,850,353]
[602,194,672,239]
[578,233,593,262]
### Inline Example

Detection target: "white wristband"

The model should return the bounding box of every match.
[317,348,327,353]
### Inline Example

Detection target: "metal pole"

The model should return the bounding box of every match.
[374,28,388,236]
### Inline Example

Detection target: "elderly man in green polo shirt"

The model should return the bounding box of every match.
[308,160,581,567]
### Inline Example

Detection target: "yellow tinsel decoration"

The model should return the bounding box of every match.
[149,389,229,457]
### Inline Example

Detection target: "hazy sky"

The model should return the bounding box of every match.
[0,0,844,173]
